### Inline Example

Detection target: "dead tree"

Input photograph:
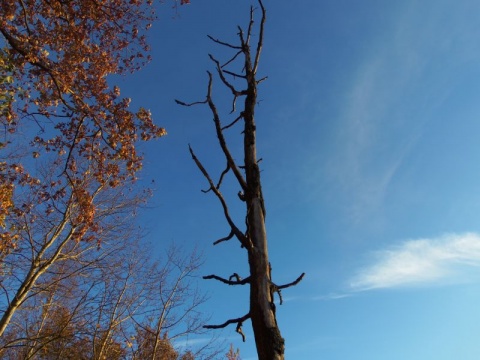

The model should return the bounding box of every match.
[176,2,304,359]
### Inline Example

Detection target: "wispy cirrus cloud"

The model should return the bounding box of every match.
[349,233,480,291]
[325,2,474,225]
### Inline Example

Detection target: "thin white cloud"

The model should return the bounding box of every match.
[325,2,473,225]
[350,233,480,291]
[312,293,353,301]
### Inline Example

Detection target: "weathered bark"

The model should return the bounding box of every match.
[243,44,284,359]
[177,2,304,359]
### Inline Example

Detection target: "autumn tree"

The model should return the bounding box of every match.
[0,0,166,249]
[0,0,168,339]
[176,1,304,360]
[0,49,16,257]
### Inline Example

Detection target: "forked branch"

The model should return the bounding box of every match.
[178,72,247,191]
[188,145,249,249]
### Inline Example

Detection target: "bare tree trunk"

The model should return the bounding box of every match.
[243,53,285,360]
[176,2,304,359]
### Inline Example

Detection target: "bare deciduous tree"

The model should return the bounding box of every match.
[176,2,304,359]
[0,237,215,359]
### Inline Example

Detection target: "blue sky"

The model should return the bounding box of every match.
[120,0,480,358]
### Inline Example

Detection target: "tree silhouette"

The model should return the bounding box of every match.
[176,2,304,359]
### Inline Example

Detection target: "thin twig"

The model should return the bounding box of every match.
[207,35,242,49]
[221,113,244,131]
[222,50,243,68]
[216,163,230,190]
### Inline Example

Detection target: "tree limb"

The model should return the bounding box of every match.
[221,112,244,131]
[221,50,243,68]
[188,145,249,249]
[204,312,251,342]
[208,54,247,114]
[277,272,305,290]
[216,162,230,190]
[207,35,242,50]
[174,99,207,107]
[213,229,234,245]
[203,274,250,286]
[253,0,266,75]
[204,72,247,190]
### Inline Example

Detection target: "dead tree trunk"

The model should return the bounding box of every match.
[176,2,304,359]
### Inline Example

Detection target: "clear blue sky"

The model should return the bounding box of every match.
[120,1,480,358]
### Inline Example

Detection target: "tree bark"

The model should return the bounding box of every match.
[243,52,285,359]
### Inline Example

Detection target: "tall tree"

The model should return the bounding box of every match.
[176,2,304,359]
[0,0,169,337]
[0,0,165,258]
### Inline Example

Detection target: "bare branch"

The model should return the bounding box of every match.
[222,50,243,68]
[237,25,246,49]
[216,163,230,190]
[277,272,306,290]
[257,76,268,85]
[221,112,244,131]
[223,69,247,79]
[174,99,207,107]
[203,274,250,286]
[208,54,246,113]
[213,230,234,245]
[273,287,284,305]
[246,5,255,47]
[207,35,242,49]
[188,145,249,248]
[204,312,250,330]
[253,0,266,74]
[204,72,247,190]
